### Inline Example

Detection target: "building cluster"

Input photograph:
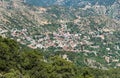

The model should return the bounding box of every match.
[9,24,93,52]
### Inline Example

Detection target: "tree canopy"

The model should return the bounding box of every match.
[0,36,120,78]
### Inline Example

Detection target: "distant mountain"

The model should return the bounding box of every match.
[26,0,116,7]
[26,0,120,20]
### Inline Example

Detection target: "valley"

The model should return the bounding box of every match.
[0,0,120,69]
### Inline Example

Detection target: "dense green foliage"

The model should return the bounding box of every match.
[0,36,76,78]
[0,36,120,78]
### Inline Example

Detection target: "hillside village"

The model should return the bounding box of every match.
[0,0,120,68]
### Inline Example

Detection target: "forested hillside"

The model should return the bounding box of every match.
[0,36,77,78]
[0,37,120,78]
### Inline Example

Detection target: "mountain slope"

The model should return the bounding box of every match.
[0,0,120,69]
[26,0,120,20]
[26,0,116,6]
